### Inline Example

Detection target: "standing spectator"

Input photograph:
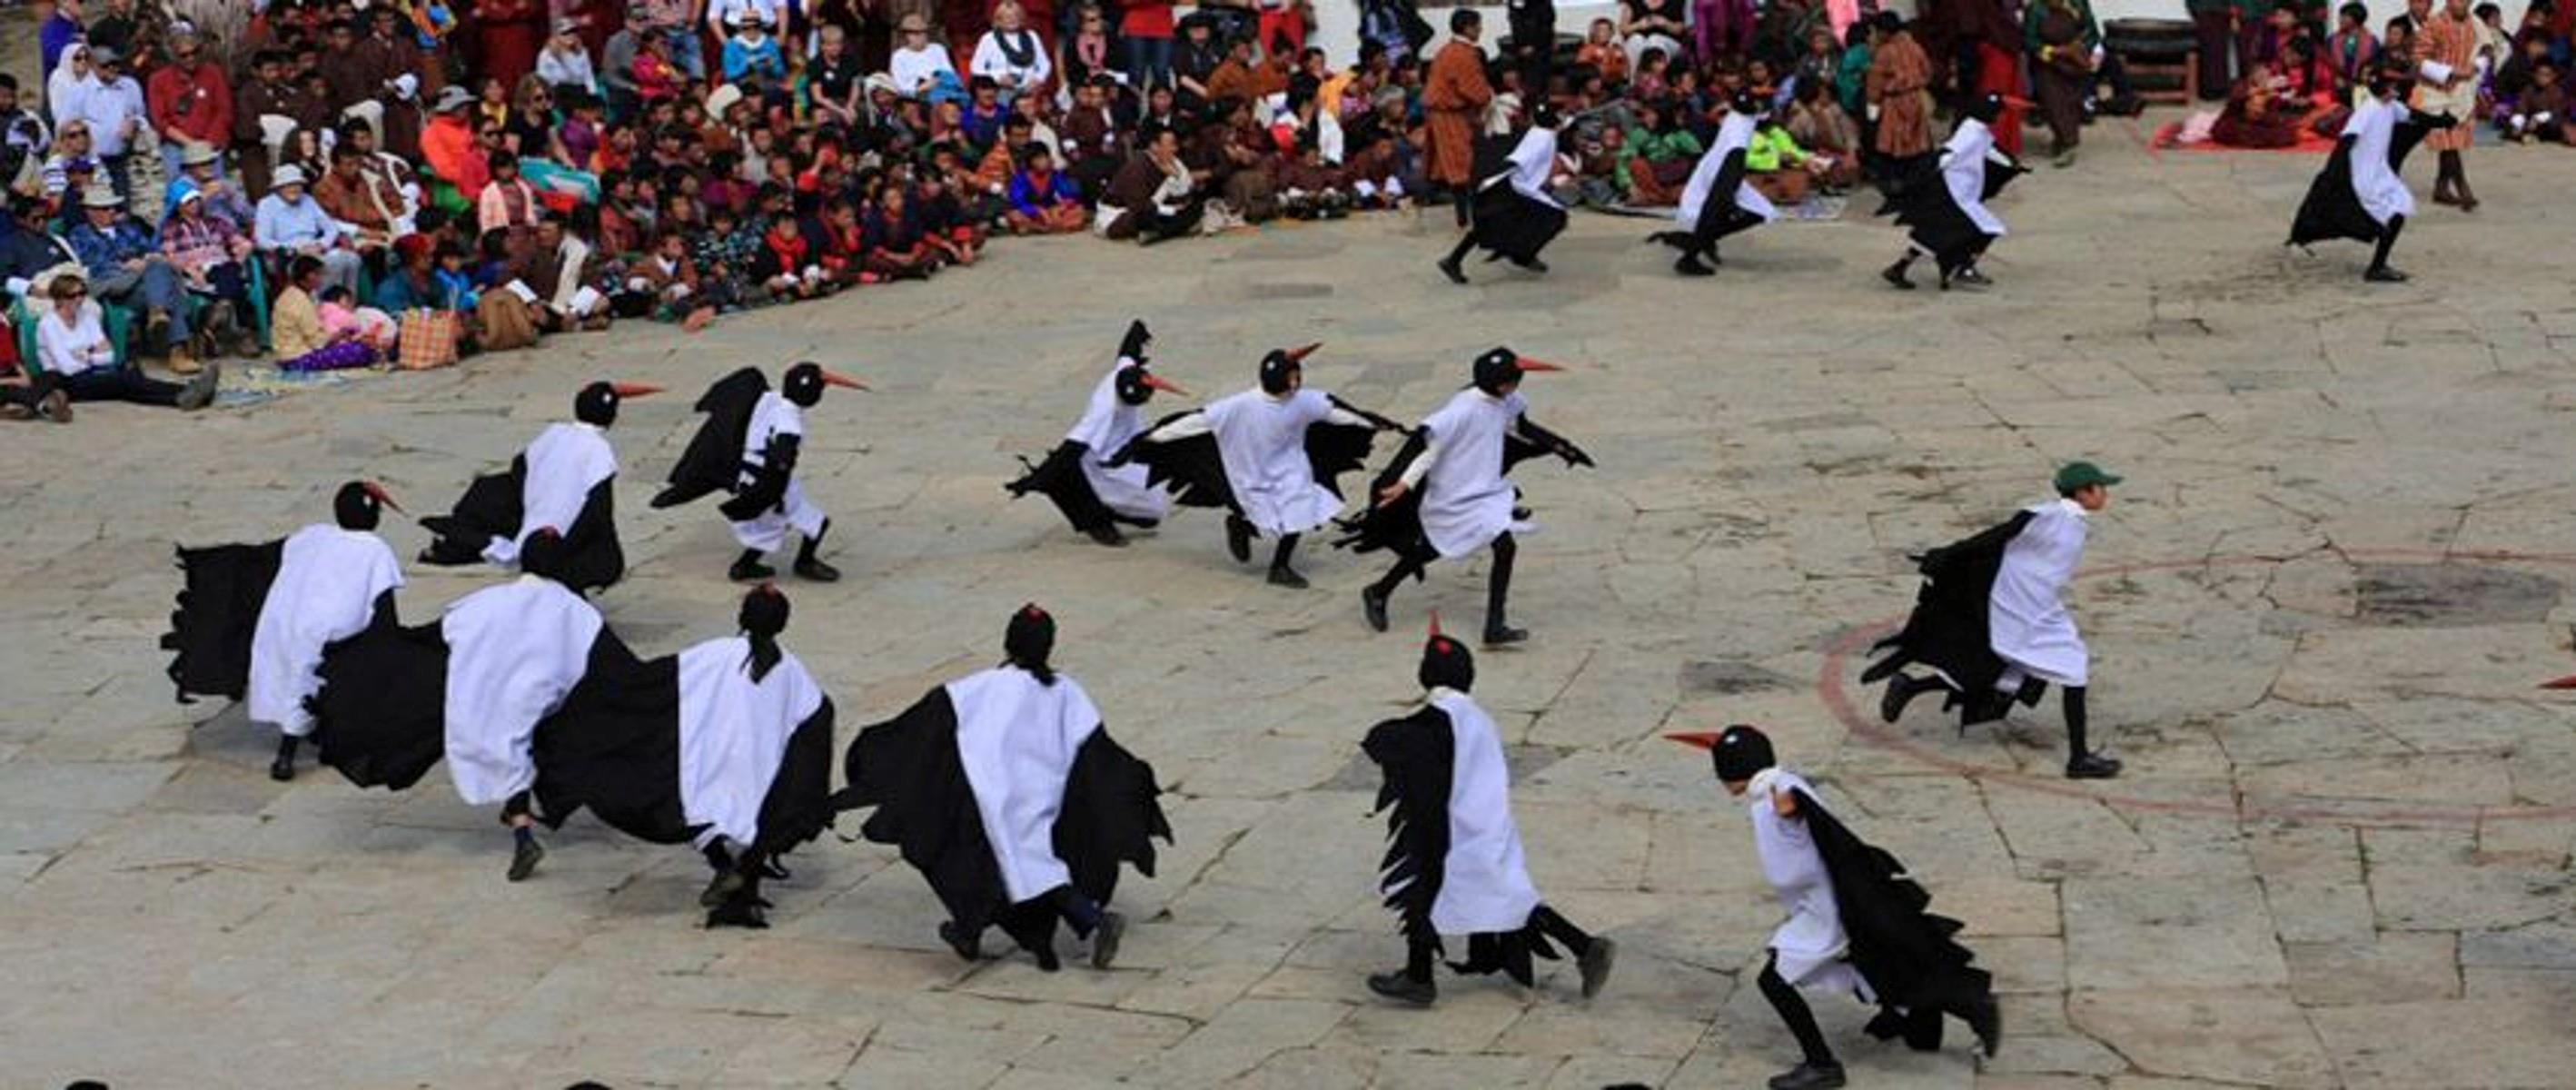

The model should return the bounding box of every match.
[66,183,198,372]
[2327,3,2381,94]
[253,164,364,297]
[0,75,54,194]
[2026,0,2098,165]
[1505,0,1555,96]
[1699,0,1757,64]
[479,0,551,88]
[1124,0,1180,90]
[147,25,234,183]
[38,274,219,409]
[37,0,86,86]
[48,43,99,134]
[2416,0,2480,210]
[84,0,139,59]
[1866,15,1937,175]
[1422,11,1493,228]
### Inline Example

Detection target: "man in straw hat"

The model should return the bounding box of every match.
[253,163,363,297]
[66,182,202,373]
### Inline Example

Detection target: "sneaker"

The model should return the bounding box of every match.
[1366,971,1437,1007]
[1577,936,1616,998]
[1090,910,1126,969]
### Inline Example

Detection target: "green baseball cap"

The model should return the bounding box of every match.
[2055,461,2123,492]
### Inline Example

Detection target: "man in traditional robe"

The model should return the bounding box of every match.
[1342,348,1590,646]
[1684,725,2002,1090]
[1863,15,1936,174]
[1362,619,1616,1006]
[2413,0,2479,210]
[1422,10,1495,228]
[1864,462,2125,779]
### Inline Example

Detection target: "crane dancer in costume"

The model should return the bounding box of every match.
[2287,61,2452,282]
[419,381,661,593]
[308,529,643,880]
[1861,462,2125,779]
[654,362,871,582]
[163,481,407,782]
[1338,347,1592,646]
[1362,616,1617,1006]
[1879,93,2028,291]
[530,585,838,928]
[1649,90,1780,276]
[837,605,1170,972]
[1673,726,2003,1090]
[1006,320,1189,547]
[1436,104,1569,285]
[1111,345,1402,588]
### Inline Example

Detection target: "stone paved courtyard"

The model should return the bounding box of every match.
[5,126,2576,1089]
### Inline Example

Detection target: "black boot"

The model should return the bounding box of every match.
[1362,584,1391,631]
[1881,256,1916,289]
[1967,993,2004,1057]
[1767,1062,1848,1090]
[1086,523,1128,547]
[1674,252,1717,276]
[938,920,984,961]
[706,874,770,928]
[2365,215,2407,282]
[507,827,544,882]
[793,520,840,582]
[1090,910,1126,969]
[728,549,776,581]
[1438,236,1472,284]
[271,735,300,782]
[1266,534,1307,588]
[1367,971,1437,1006]
[1482,533,1524,644]
[2063,685,2122,778]
[1878,673,1937,724]
[1224,513,1253,563]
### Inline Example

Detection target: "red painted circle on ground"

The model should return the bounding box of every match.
[1814,548,2576,826]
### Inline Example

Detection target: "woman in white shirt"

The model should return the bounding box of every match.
[972,2,1054,99]
[37,274,216,409]
[888,13,958,98]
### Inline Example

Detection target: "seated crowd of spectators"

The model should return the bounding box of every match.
[2198,0,2574,148]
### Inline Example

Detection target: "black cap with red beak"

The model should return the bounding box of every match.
[784,361,870,407]
[1471,346,1564,395]
[333,480,403,530]
[1115,363,1187,406]
[1258,342,1323,395]
[1667,723,1774,782]
[1417,611,1475,693]
[576,381,664,427]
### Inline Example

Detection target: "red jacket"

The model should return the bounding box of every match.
[762,226,811,275]
[147,61,235,149]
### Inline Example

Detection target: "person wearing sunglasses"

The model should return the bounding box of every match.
[35,273,219,410]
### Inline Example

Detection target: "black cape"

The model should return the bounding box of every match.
[1795,786,1996,1044]
[1362,705,1561,986]
[530,650,838,861]
[1111,396,1387,515]
[1890,154,2026,272]
[1861,511,2040,720]
[836,685,1172,955]
[1466,173,1568,264]
[652,367,792,523]
[2287,111,2443,247]
[419,457,627,593]
[1006,440,1133,537]
[161,539,284,703]
[1650,147,1767,253]
[304,613,641,793]
[1333,412,1586,566]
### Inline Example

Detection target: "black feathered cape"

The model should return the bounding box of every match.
[1793,786,1996,1041]
[653,367,794,522]
[1363,704,1561,986]
[162,539,284,702]
[1862,511,2039,720]
[1112,395,1386,514]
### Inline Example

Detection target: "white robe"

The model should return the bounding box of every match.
[1203,388,1346,537]
[1677,111,1778,233]
[441,576,603,806]
[1987,497,2089,688]
[1749,767,1870,996]
[677,637,825,849]
[1424,688,1542,935]
[482,422,618,567]
[1412,389,1532,560]
[948,667,1102,903]
[1938,118,2008,238]
[728,391,828,553]
[245,524,405,738]
[1066,364,1172,522]
[1499,125,1563,209]
[2343,96,2413,226]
